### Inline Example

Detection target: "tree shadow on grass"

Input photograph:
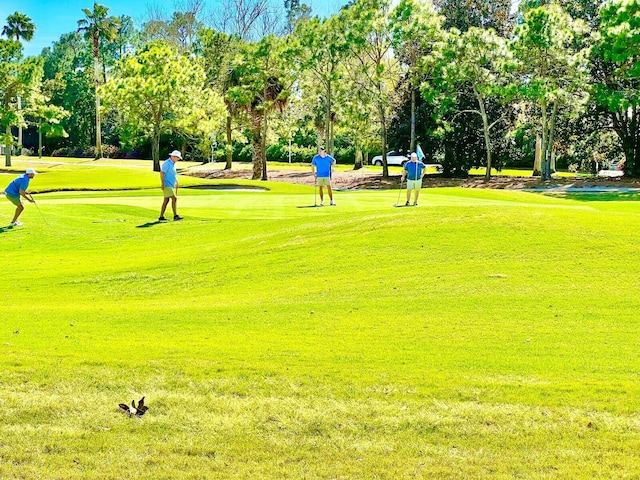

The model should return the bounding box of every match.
[136,221,165,228]
[547,191,640,202]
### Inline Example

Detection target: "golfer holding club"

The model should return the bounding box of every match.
[4,168,37,226]
[401,152,426,206]
[311,146,336,206]
[159,150,184,222]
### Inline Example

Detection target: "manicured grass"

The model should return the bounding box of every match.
[2,157,213,192]
[2,162,640,478]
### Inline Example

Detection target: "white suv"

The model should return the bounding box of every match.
[371,151,409,166]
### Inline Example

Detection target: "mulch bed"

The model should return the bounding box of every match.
[187,167,640,191]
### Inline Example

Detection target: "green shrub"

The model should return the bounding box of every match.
[333,146,355,164]
[234,143,253,163]
[266,144,316,163]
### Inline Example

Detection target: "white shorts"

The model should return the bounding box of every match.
[407,179,422,190]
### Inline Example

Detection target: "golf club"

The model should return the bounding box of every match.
[314,176,318,207]
[295,178,320,208]
[395,177,404,207]
[30,195,49,225]
[174,183,181,220]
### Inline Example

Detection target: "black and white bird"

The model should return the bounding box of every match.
[119,396,149,416]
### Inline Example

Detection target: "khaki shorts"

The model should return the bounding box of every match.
[163,187,176,198]
[5,193,21,207]
[317,177,331,187]
[407,179,422,190]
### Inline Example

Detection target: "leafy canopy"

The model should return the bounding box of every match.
[101,41,225,157]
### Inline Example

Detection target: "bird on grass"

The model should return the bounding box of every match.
[119,396,149,416]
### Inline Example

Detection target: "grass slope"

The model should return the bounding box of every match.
[1,170,640,478]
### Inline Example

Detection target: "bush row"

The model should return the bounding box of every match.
[41,143,363,166]
[207,143,360,165]
[49,145,144,159]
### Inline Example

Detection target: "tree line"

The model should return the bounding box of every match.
[1,0,639,180]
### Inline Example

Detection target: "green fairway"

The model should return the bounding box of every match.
[2,164,640,479]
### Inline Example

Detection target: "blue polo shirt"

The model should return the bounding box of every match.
[404,161,426,181]
[312,154,335,178]
[5,174,30,197]
[161,158,177,188]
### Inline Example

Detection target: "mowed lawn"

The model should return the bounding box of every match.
[2,161,640,479]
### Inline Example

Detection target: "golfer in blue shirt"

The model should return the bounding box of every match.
[401,153,426,206]
[159,150,183,221]
[4,168,37,226]
[311,146,336,206]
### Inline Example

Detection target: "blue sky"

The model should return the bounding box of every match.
[1,0,347,57]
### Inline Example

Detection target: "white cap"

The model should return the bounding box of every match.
[169,150,182,159]
[26,168,38,175]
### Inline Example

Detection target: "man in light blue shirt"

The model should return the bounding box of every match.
[4,168,37,226]
[159,150,183,221]
[311,146,336,206]
[401,153,426,206]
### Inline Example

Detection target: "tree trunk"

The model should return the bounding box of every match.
[152,130,160,172]
[225,115,233,170]
[261,105,268,181]
[251,113,263,180]
[95,91,102,159]
[17,96,22,153]
[354,140,362,170]
[631,107,640,177]
[410,87,416,154]
[325,82,331,154]
[443,140,454,177]
[94,35,102,160]
[540,103,552,181]
[613,107,640,177]
[38,120,43,159]
[544,102,558,179]
[477,92,492,181]
[5,124,12,167]
[315,116,323,147]
[533,134,542,176]
[381,107,389,178]
[330,111,335,155]
[620,133,640,177]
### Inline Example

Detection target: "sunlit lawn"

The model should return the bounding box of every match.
[1,159,640,478]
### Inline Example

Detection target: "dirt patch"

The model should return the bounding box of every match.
[187,167,640,191]
[188,167,394,189]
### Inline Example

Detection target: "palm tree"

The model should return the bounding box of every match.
[199,29,240,170]
[77,3,119,159]
[2,12,35,154]
[228,36,290,180]
[250,75,288,180]
[223,75,242,170]
[2,12,35,42]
